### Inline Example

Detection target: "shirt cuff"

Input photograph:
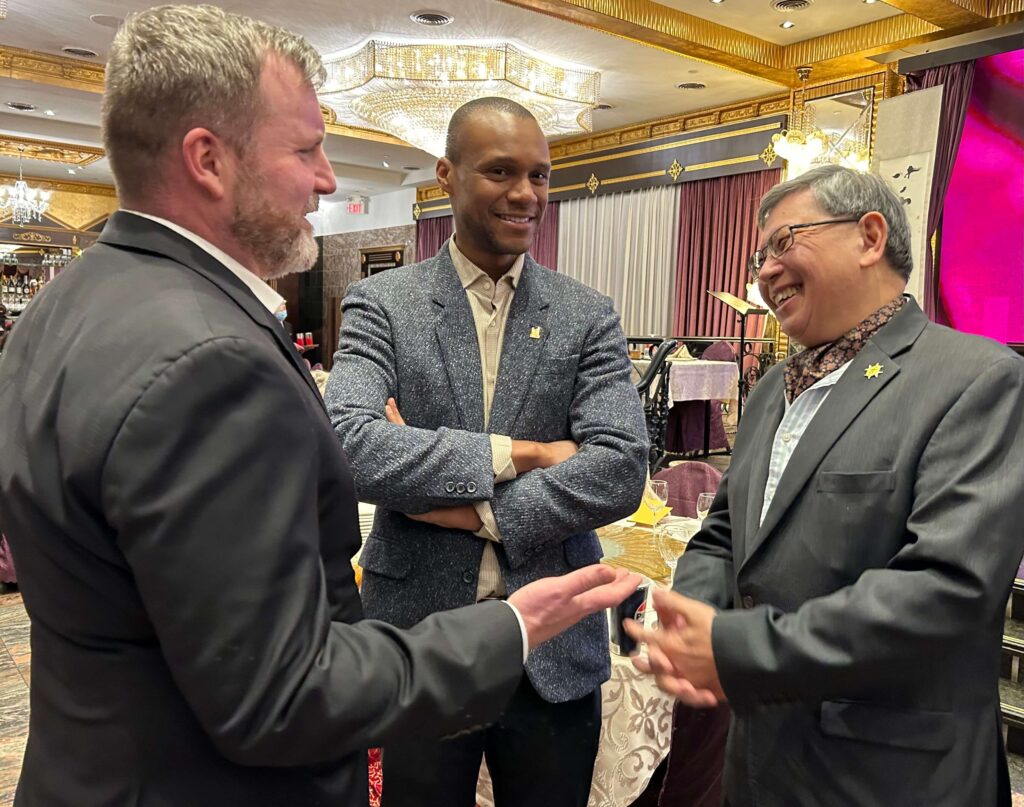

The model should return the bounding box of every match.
[472,501,502,543]
[501,600,530,663]
[490,434,517,483]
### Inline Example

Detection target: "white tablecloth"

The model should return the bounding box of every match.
[632,358,738,405]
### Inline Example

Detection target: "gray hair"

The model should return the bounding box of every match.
[757,165,913,281]
[445,97,536,164]
[102,4,325,201]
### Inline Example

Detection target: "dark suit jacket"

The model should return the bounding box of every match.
[0,212,523,806]
[326,242,649,703]
[675,299,1024,806]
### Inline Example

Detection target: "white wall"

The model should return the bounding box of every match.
[310,187,417,236]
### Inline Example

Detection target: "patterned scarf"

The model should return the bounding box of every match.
[783,295,905,403]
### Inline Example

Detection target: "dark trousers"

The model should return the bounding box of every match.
[381,674,602,807]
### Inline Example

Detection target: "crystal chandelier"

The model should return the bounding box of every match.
[0,149,52,226]
[319,40,600,157]
[0,1,7,21]
[772,66,829,178]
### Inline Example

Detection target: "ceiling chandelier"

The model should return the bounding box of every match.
[319,39,601,157]
[0,148,52,226]
[0,1,7,21]
[772,66,830,178]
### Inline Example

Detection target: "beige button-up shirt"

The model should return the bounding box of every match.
[448,238,522,600]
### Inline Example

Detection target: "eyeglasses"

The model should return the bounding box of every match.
[748,217,863,278]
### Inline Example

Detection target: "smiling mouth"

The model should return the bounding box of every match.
[772,285,802,307]
[495,213,534,224]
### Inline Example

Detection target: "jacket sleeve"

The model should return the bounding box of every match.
[711,355,1024,713]
[101,336,522,766]
[325,281,496,512]
[489,297,649,569]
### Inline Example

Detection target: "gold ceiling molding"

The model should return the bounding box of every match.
[0,134,104,167]
[0,44,104,94]
[324,121,410,146]
[497,0,1021,85]
[0,172,116,198]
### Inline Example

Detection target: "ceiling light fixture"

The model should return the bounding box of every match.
[771,66,829,177]
[381,158,390,168]
[0,0,7,20]
[5,101,36,113]
[61,46,99,59]
[320,40,600,157]
[0,147,52,226]
[44,109,56,117]
[676,82,707,90]
[89,14,124,28]
[780,20,796,29]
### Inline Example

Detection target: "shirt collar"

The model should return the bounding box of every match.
[448,236,524,292]
[122,210,285,315]
[783,359,852,411]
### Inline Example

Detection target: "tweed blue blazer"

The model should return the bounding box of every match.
[326,241,649,702]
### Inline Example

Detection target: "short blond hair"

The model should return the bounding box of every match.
[102,4,325,201]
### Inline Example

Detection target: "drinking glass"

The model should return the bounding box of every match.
[644,479,669,524]
[696,492,715,520]
[654,521,693,582]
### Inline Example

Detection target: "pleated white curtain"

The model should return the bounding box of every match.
[556,185,680,337]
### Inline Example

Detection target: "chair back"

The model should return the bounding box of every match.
[636,340,677,471]
[701,340,736,363]
[654,461,723,518]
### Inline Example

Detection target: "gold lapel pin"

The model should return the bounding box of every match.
[530,326,542,339]
[864,363,884,380]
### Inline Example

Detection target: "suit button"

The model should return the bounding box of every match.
[445,481,456,493]
[741,595,755,609]
[462,570,475,584]
[456,482,467,494]
[466,482,478,494]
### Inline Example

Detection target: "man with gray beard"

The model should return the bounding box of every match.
[0,6,640,806]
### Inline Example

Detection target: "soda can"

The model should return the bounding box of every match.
[608,583,648,656]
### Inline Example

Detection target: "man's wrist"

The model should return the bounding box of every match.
[510,440,541,474]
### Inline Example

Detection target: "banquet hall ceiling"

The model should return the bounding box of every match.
[0,0,1019,198]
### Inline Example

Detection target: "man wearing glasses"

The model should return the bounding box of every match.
[628,164,1024,805]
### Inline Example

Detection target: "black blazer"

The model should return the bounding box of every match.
[0,212,523,806]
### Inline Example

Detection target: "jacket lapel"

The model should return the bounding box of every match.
[742,298,927,565]
[98,212,326,411]
[431,242,485,431]
[742,378,785,551]
[488,257,550,436]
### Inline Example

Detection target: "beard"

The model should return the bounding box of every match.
[230,170,319,280]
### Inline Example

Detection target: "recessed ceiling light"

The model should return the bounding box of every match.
[676,82,708,90]
[381,158,391,168]
[5,101,36,112]
[67,168,77,175]
[43,109,56,117]
[710,0,725,4]
[62,46,99,59]
[780,20,796,28]
[402,165,421,171]
[410,10,454,26]
[89,14,123,28]
[594,102,615,110]
[862,0,878,4]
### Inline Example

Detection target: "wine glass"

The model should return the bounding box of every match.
[644,479,669,524]
[696,492,715,520]
[654,521,693,583]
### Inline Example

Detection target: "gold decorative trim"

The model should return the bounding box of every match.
[549,181,590,193]
[0,45,105,94]
[550,95,788,158]
[668,159,683,181]
[554,121,783,171]
[0,134,104,167]
[496,0,1021,86]
[760,145,778,166]
[417,202,452,214]
[586,173,600,194]
[12,231,53,243]
[324,121,410,146]
[0,172,117,197]
[683,154,761,172]
[413,203,422,220]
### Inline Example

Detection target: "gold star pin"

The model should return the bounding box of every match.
[530,326,542,339]
[864,363,884,379]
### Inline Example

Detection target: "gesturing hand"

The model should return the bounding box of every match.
[624,588,726,708]
[508,565,642,650]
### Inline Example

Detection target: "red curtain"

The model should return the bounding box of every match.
[414,201,559,270]
[415,215,454,263]
[673,169,782,338]
[905,60,976,324]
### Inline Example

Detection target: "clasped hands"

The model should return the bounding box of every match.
[384,397,578,531]
[624,588,727,708]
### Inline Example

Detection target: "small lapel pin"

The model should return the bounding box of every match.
[530,326,542,340]
[864,363,884,380]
